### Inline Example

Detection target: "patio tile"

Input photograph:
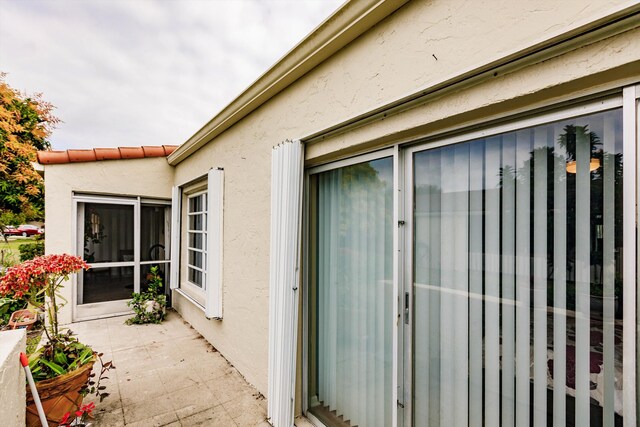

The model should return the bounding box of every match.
[205,370,256,404]
[96,381,123,412]
[191,352,235,382]
[124,410,179,427]
[168,383,218,418]
[118,370,166,406]
[223,391,268,425]
[178,405,238,426]
[112,349,153,377]
[158,362,203,391]
[92,407,125,427]
[69,309,267,426]
[122,394,176,424]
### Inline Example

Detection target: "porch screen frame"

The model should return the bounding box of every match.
[72,195,140,321]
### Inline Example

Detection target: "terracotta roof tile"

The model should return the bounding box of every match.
[37,145,179,165]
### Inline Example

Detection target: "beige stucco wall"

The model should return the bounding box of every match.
[0,329,26,427]
[44,157,174,324]
[170,0,640,401]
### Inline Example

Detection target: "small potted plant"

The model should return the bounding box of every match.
[126,266,167,324]
[8,307,38,329]
[0,254,114,426]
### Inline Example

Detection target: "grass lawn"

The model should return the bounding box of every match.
[0,237,38,266]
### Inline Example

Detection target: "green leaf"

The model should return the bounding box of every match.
[53,350,68,366]
[40,359,67,376]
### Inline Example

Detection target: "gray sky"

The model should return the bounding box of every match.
[0,0,343,150]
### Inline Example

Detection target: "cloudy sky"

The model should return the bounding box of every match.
[0,0,344,150]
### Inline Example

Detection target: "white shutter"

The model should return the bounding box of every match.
[169,185,181,290]
[268,140,303,427]
[205,168,224,319]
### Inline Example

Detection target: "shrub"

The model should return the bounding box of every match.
[126,266,166,324]
[19,241,45,261]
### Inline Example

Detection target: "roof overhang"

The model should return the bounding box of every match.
[167,0,409,165]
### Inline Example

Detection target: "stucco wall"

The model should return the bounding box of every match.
[170,0,639,399]
[0,329,26,427]
[44,157,174,324]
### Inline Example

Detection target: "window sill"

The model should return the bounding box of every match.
[174,288,205,313]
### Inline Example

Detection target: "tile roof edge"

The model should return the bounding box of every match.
[37,145,180,165]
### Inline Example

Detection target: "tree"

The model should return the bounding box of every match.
[0,73,58,222]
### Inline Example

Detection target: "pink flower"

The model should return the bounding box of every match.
[0,254,89,302]
[80,401,95,415]
[59,412,71,425]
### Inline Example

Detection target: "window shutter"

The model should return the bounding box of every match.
[205,168,224,319]
[268,140,303,427]
[169,185,181,290]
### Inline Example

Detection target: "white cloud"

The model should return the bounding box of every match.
[0,0,344,150]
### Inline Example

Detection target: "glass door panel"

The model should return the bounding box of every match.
[140,204,171,293]
[76,201,136,318]
[411,109,625,426]
[308,157,394,427]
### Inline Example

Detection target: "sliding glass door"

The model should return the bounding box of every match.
[74,196,171,320]
[305,94,637,427]
[307,155,394,427]
[410,108,625,426]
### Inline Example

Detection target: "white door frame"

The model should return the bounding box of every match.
[73,195,139,321]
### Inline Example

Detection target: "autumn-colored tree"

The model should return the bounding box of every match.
[0,73,58,222]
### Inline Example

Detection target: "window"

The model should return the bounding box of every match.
[410,108,625,426]
[175,168,224,319]
[187,192,207,289]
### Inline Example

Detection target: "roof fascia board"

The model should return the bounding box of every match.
[168,0,409,165]
[302,1,640,143]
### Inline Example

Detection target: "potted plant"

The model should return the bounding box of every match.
[126,266,167,324]
[8,307,38,329]
[0,254,114,427]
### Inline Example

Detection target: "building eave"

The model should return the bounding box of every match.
[167,0,409,165]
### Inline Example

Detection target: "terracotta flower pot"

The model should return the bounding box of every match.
[9,309,37,330]
[25,359,95,427]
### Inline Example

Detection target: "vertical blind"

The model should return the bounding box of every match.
[308,157,394,427]
[412,109,624,426]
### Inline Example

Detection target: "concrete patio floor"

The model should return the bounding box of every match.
[68,310,269,426]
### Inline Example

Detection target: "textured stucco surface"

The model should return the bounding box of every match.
[38,0,639,410]
[170,0,638,399]
[44,157,174,324]
[0,329,26,427]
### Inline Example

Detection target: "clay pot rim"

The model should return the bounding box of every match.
[26,356,96,398]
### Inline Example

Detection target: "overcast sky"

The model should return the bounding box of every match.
[0,0,344,150]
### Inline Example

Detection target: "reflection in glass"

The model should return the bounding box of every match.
[79,267,134,304]
[308,157,394,427]
[412,109,624,426]
[140,263,168,294]
[141,205,169,262]
[83,203,134,263]
[188,268,203,287]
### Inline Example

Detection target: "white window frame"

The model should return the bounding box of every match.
[181,190,208,304]
[175,168,224,319]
